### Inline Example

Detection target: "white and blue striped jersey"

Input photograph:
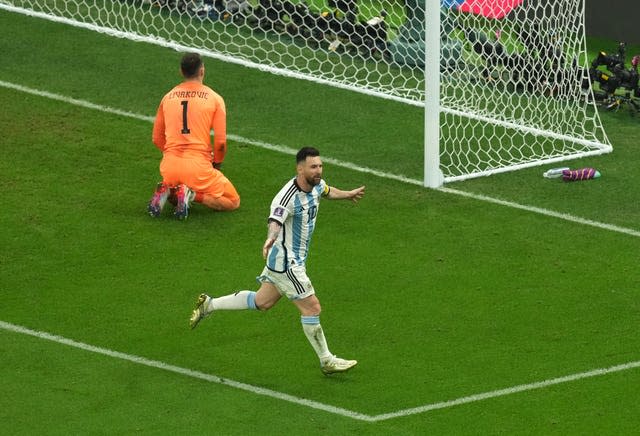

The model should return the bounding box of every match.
[266,177,330,272]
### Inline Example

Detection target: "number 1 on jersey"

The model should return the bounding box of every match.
[180,100,190,134]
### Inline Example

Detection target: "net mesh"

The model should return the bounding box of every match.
[3,0,611,181]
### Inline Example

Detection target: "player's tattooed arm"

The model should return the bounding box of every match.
[262,219,283,258]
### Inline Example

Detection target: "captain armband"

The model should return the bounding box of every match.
[322,184,330,197]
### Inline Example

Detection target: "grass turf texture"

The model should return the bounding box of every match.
[1,9,640,435]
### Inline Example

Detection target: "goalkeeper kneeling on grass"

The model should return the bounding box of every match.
[147,52,240,220]
[190,147,365,375]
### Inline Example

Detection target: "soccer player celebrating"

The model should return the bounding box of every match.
[190,147,365,374]
[148,52,240,219]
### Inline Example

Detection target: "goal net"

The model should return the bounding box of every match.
[2,0,611,184]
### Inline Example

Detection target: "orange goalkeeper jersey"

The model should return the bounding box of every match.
[152,81,227,163]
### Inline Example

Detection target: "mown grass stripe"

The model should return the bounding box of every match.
[3,320,640,422]
[2,79,638,239]
[0,320,374,422]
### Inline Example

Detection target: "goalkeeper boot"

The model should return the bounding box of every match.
[190,293,212,329]
[174,184,195,220]
[320,355,358,375]
[147,182,170,217]
[167,186,178,207]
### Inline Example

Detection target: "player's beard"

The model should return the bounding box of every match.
[306,175,321,186]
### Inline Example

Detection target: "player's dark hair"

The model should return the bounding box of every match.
[180,53,203,79]
[296,147,320,163]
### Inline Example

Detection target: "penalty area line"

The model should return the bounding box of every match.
[370,359,640,421]
[3,320,640,422]
[0,320,374,422]
[1,79,639,239]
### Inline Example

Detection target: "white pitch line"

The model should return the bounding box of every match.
[1,79,639,239]
[439,187,640,238]
[0,320,373,422]
[3,320,640,422]
[0,80,155,123]
[370,359,640,421]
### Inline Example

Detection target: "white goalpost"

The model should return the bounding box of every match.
[1,0,611,187]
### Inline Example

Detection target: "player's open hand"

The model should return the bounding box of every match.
[349,186,365,203]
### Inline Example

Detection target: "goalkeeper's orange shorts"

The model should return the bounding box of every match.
[159,153,239,201]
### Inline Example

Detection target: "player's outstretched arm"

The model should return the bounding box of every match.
[326,185,365,203]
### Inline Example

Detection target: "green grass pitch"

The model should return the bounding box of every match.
[1,9,640,435]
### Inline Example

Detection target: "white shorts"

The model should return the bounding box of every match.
[257,264,315,300]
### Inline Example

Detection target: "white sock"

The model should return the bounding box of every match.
[209,291,257,311]
[301,316,332,362]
